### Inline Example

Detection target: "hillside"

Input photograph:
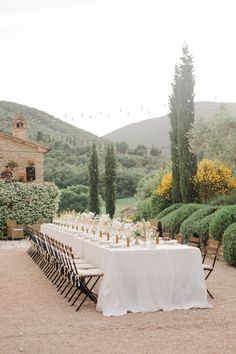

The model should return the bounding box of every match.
[0,101,104,146]
[104,102,236,154]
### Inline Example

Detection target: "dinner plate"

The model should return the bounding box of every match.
[163,240,178,245]
[99,240,111,245]
[109,243,124,248]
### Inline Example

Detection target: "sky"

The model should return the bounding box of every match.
[0,0,236,136]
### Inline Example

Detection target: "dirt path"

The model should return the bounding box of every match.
[0,247,235,354]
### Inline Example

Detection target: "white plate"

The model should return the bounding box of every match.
[163,240,178,245]
[99,240,111,245]
[109,243,124,248]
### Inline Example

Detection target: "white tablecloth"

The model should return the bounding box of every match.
[41,224,212,316]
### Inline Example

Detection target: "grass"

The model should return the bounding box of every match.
[100,197,137,216]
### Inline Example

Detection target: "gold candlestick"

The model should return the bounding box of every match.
[126,237,130,247]
[156,236,159,245]
[99,230,102,238]
[106,232,110,241]
[115,235,119,244]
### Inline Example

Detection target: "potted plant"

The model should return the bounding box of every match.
[18,172,26,182]
[7,160,18,170]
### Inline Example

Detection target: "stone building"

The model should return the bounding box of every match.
[0,113,49,182]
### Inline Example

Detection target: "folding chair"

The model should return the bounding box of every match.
[188,236,200,248]
[174,234,183,244]
[162,232,170,241]
[65,248,104,311]
[202,239,221,299]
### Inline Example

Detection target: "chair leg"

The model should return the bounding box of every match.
[207,288,213,299]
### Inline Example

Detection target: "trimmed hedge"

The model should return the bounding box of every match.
[223,223,236,266]
[0,182,60,237]
[209,205,236,241]
[180,206,218,243]
[160,203,205,235]
[156,203,183,219]
[196,212,218,248]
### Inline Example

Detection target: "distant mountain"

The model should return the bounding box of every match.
[0,101,104,146]
[104,102,236,154]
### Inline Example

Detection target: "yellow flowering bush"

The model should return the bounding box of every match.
[193,159,236,202]
[157,172,172,199]
[156,159,236,203]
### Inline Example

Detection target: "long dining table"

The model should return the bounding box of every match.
[41,224,212,316]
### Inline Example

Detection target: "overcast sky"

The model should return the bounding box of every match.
[0,0,235,136]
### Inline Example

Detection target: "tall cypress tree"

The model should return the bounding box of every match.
[169,64,182,203]
[105,144,116,218]
[88,143,100,214]
[169,43,198,203]
[178,43,198,202]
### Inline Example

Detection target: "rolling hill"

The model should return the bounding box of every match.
[104,102,236,154]
[0,101,104,146]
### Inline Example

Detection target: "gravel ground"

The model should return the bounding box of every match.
[0,244,235,354]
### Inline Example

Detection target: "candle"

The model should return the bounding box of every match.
[126,237,130,247]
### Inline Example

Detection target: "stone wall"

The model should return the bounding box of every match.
[0,138,45,182]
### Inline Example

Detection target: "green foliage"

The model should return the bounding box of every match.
[160,203,204,234]
[207,191,236,206]
[180,206,218,243]
[223,223,236,266]
[156,203,183,219]
[169,64,182,203]
[0,182,60,236]
[135,170,162,200]
[116,141,129,154]
[150,146,161,157]
[189,105,236,168]
[136,197,153,220]
[116,170,142,198]
[196,213,218,248]
[88,143,100,214]
[209,205,236,241]
[133,144,148,156]
[59,185,88,213]
[169,43,198,203]
[105,145,116,218]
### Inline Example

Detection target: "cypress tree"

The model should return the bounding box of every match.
[105,144,116,218]
[88,143,100,214]
[169,43,198,203]
[178,43,198,202]
[169,64,182,203]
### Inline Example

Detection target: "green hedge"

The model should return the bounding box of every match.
[209,205,236,241]
[223,223,236,266]
[180,206,218,243]
[156,203,183,219]
[196,213,218,248]
[0,182,60,237]
[160,203,204,235]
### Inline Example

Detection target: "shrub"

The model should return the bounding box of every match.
[160,203,204,234]
[0,182,60,236]
[196,212,218,248]
[223,223,236,266]
[207,191,236,206]
[180,206,218,243]
[136,197,153,220]
[156,172,172,200]
[156,203,183,219]
[209,205,236,241]
[59,184,89,213]
[151,194,171,217]
[193,159,236,202]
